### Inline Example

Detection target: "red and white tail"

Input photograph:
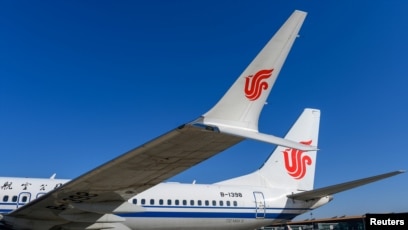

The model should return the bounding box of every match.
[258,108,320,190]
[203,10,307,132]
[217,108,320,191]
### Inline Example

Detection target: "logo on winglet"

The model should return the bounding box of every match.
[244,69,273,101]
[283,140,313,180]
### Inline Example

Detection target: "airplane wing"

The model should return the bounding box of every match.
[287,170,405,201]
[5,124,244,228]
[3,10,309,229]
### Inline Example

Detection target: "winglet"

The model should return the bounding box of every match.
[203,10,307,132]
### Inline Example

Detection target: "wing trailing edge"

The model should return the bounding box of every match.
[192,122,317,151]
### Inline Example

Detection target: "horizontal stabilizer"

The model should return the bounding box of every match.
[287,170,405,201]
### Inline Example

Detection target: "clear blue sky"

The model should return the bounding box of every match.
[1,1,407,219]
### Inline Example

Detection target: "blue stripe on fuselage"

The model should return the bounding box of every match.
[118,211,298,219]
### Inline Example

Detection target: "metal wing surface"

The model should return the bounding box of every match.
[7,123,243,224]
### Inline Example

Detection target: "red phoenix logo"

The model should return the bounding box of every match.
[283,140,313,180]
[244,69,273,101]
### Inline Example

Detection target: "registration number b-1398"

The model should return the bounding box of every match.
[220,192,243,198]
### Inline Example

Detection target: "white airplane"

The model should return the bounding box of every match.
[0,10,403,230]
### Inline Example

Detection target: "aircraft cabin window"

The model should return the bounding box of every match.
[190,200,194,206]
[197,200,202,206]
[233,201,238,206]
[150,199,155,205]
[167,199,172,205]
[226,201,231,206]
[12,196,17,202]
[132,199,137,204]
[141,199,146,205]
[182,200,187,206]
[175,200,179,205]
[219,200,223,206]
[205,200,209,206]
[159,199,164,205]
[3,195,8,202]
[22,196,28,203]
[212,200,216,206]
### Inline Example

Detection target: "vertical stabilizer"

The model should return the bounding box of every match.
[203,10,307,131]
[259,108,320,190]
[217,108,320,191]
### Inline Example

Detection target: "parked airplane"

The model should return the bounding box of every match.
[0,10,403,230]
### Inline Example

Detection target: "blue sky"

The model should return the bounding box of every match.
[1,1,407,219]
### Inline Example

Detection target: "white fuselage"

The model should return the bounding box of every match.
[0,177,328,229]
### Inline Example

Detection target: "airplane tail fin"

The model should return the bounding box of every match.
[203,10,307,132]
[217,108,320,191]
[259,108,320,190]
